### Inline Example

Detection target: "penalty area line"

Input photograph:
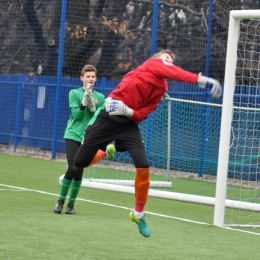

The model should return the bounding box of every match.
[0,183,210,226]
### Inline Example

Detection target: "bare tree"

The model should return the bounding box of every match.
[1,0,260,80]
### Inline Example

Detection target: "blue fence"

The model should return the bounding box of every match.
[1,73,260,180]
[0,73,213,157]
[0,74,113,153]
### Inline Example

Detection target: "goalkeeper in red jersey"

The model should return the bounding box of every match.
[53,65,115,215]
[74,50,222,236]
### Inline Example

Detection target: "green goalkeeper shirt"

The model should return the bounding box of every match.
[64,87,105,142]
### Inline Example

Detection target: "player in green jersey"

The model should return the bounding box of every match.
[53,65,115,214]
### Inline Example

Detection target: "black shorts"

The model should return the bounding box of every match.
[75,108,149,168]
[82,108,145,152]
[65,139,81,161]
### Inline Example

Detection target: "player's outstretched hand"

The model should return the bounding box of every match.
[197,74,222,98]
[105,98,133,117]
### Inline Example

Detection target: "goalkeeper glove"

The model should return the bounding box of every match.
[81,83,92,106]
[88,95,96,112]
[197,74,222,98]
[105,98,133,117]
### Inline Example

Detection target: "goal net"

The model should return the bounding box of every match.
[214,10,260,230]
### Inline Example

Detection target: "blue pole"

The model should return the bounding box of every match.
[150,0,159,56]
[147,0,159,161]
[51,0,68,159]
[198,0,214,177]
[14,74,23,152]
[100,77,107,96]
[205,0,214,76]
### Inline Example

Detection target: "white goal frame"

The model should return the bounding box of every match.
[214,10,260,227]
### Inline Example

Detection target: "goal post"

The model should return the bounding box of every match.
[214,10,260,228]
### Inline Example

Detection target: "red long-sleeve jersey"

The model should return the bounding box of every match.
[109,58,199,124]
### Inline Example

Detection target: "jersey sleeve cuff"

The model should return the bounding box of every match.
[80,104,86,110]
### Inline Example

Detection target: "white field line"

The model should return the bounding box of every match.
[1,183,260,236]
[0,183,208,225]
[0,189,26,191]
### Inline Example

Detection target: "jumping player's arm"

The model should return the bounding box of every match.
[148,58,222,98]
[105,93,162,124]
[148,58,199,83]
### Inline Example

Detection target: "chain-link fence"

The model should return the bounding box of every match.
[1,0,259,78]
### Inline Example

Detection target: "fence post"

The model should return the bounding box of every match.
[150,0,159,55]
[51,0,68,159]
[165,94,171,182]
[100,77,107,95]
[14,74,23,152]
[145,0,160,162]
[199,0,215,177]
[205,0,214,77]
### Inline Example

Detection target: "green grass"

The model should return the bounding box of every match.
[0,152,260,260]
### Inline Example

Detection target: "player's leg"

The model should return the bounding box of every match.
[65,142,116,213]
[65,167,83,215]
[74,110,116,168]
[53,139,80,214]
[74,144,106,168]
[128,147,151,237]
[115,124,151,237]
[128,148,150,215]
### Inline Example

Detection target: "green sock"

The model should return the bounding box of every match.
[58,178,72,201]
[68,179,82,205]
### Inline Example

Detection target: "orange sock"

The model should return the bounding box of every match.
[135,198,147,213]
[88,150,107,166]
[134,168,150,212]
